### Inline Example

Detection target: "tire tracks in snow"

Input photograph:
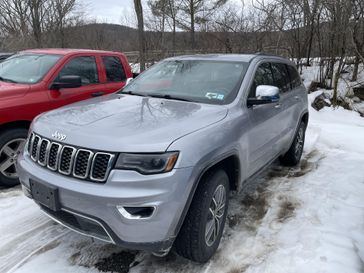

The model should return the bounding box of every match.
[0,189,70,273]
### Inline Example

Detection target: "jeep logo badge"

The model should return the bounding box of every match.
[52,131,67,141]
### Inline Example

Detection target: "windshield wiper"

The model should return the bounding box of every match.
[0,76,17,83]
[122,90,149,97]
[147,93,194,102]
[122,90,194,102]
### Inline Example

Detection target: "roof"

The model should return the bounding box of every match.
[166,53,290,63]
[166,54,256,62]
[20,48,123,56]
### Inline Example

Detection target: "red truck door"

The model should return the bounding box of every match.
[100,55,129,93]
[47,55,107,108]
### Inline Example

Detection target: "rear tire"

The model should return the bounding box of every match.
[175,169,229,263]
[280,121,306,166]
[0,128,28,187]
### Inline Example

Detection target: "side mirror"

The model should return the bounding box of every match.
[247,85,280,107]
[125,73,139,86]
[125,78,133,86]
[50,75,82,90]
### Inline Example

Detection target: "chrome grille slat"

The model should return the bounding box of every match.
[91,152,115,182]
[31,136,41,161]
[26,133,114,182]
[73,149,93,179]
[38,139,50,166]
[59,146,76,175]
[47,143,62,171]
[27,133,34,154]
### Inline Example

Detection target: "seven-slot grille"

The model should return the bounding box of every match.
[27,133,115,182]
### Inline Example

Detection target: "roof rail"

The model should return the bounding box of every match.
[255,51,281,56]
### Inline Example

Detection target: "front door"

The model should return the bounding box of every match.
[246,62,284,175]
[48,56,105,109]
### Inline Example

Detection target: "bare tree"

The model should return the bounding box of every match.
[210,3,257,53]
[0,0,29,46]
[134,0,146,72]
[302,0,320,66]
[177,0,228,49]
[147,0,181,51]
[50,0,77,47]
[322,0,352,105]
[0,0,78,49]
[351,0,364,81]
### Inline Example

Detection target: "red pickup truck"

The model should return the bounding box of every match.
[0,49,133,187]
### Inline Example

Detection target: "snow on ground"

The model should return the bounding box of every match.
[0,93,363,273]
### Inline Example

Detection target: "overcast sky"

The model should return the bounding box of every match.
[85,0,135,24]
[84,0,244,25]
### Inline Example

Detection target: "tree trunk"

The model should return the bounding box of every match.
[30,0,42,48]
[352,55,360,82]
[190,0,195,49]
[306,22,315,66]
[332,58,343,107]
[172,19,176,51]
[160,0,166,52]
[134,0,146,72]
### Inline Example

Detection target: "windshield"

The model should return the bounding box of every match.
[0,53,61,84]
[121,60,249,104]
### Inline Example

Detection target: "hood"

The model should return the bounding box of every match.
[0,81,30,101]
[33,94,228,152]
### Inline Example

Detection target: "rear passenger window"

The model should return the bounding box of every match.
[287,65,302,88]
[102,56,126,82]
[57,56,99,85]
[249,63,274,97]
[271,63,291,93]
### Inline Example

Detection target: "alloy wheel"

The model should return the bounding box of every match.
[205,184,226,247]
[295,127,304,159]
[0,138,26,178]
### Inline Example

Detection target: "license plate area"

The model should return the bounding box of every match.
[30,180,60,211]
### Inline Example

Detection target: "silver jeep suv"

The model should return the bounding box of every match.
[17,54,308,262]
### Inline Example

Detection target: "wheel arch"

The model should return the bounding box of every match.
[173,152,241,239]
[0,121,31,134]
[301,111,309,129]
[201,155,241,192]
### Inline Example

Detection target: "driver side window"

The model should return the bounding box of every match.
[56,56,99,86]
[249,63,274,98]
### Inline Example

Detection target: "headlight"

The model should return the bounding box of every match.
[115,152,179,174]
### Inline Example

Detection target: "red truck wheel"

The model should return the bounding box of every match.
[0,128,27,187]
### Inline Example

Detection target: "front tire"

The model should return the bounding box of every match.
[280,121,306,166]
[0,128,28,187]
[175,169,229,263]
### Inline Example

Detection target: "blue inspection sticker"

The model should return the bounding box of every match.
[205,92,225,100]
[217,94,225,100]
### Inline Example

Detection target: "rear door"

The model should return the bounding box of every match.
[246,62,282,175]
[271,62,296,154]
[287,64,305,127]
[48,55,105,108]
[100,55,128,94]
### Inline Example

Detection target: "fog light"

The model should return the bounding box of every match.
[22,185,32,199]
[117,206,155,219]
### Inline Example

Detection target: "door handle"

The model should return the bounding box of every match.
[274,103,281,109]
[91,91,104,97]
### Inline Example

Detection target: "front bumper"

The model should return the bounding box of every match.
[17,154,194,252]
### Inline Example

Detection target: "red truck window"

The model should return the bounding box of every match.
[102,56,126,82]
[57,56,99,85]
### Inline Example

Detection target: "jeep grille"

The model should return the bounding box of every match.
[26,133,115,183]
